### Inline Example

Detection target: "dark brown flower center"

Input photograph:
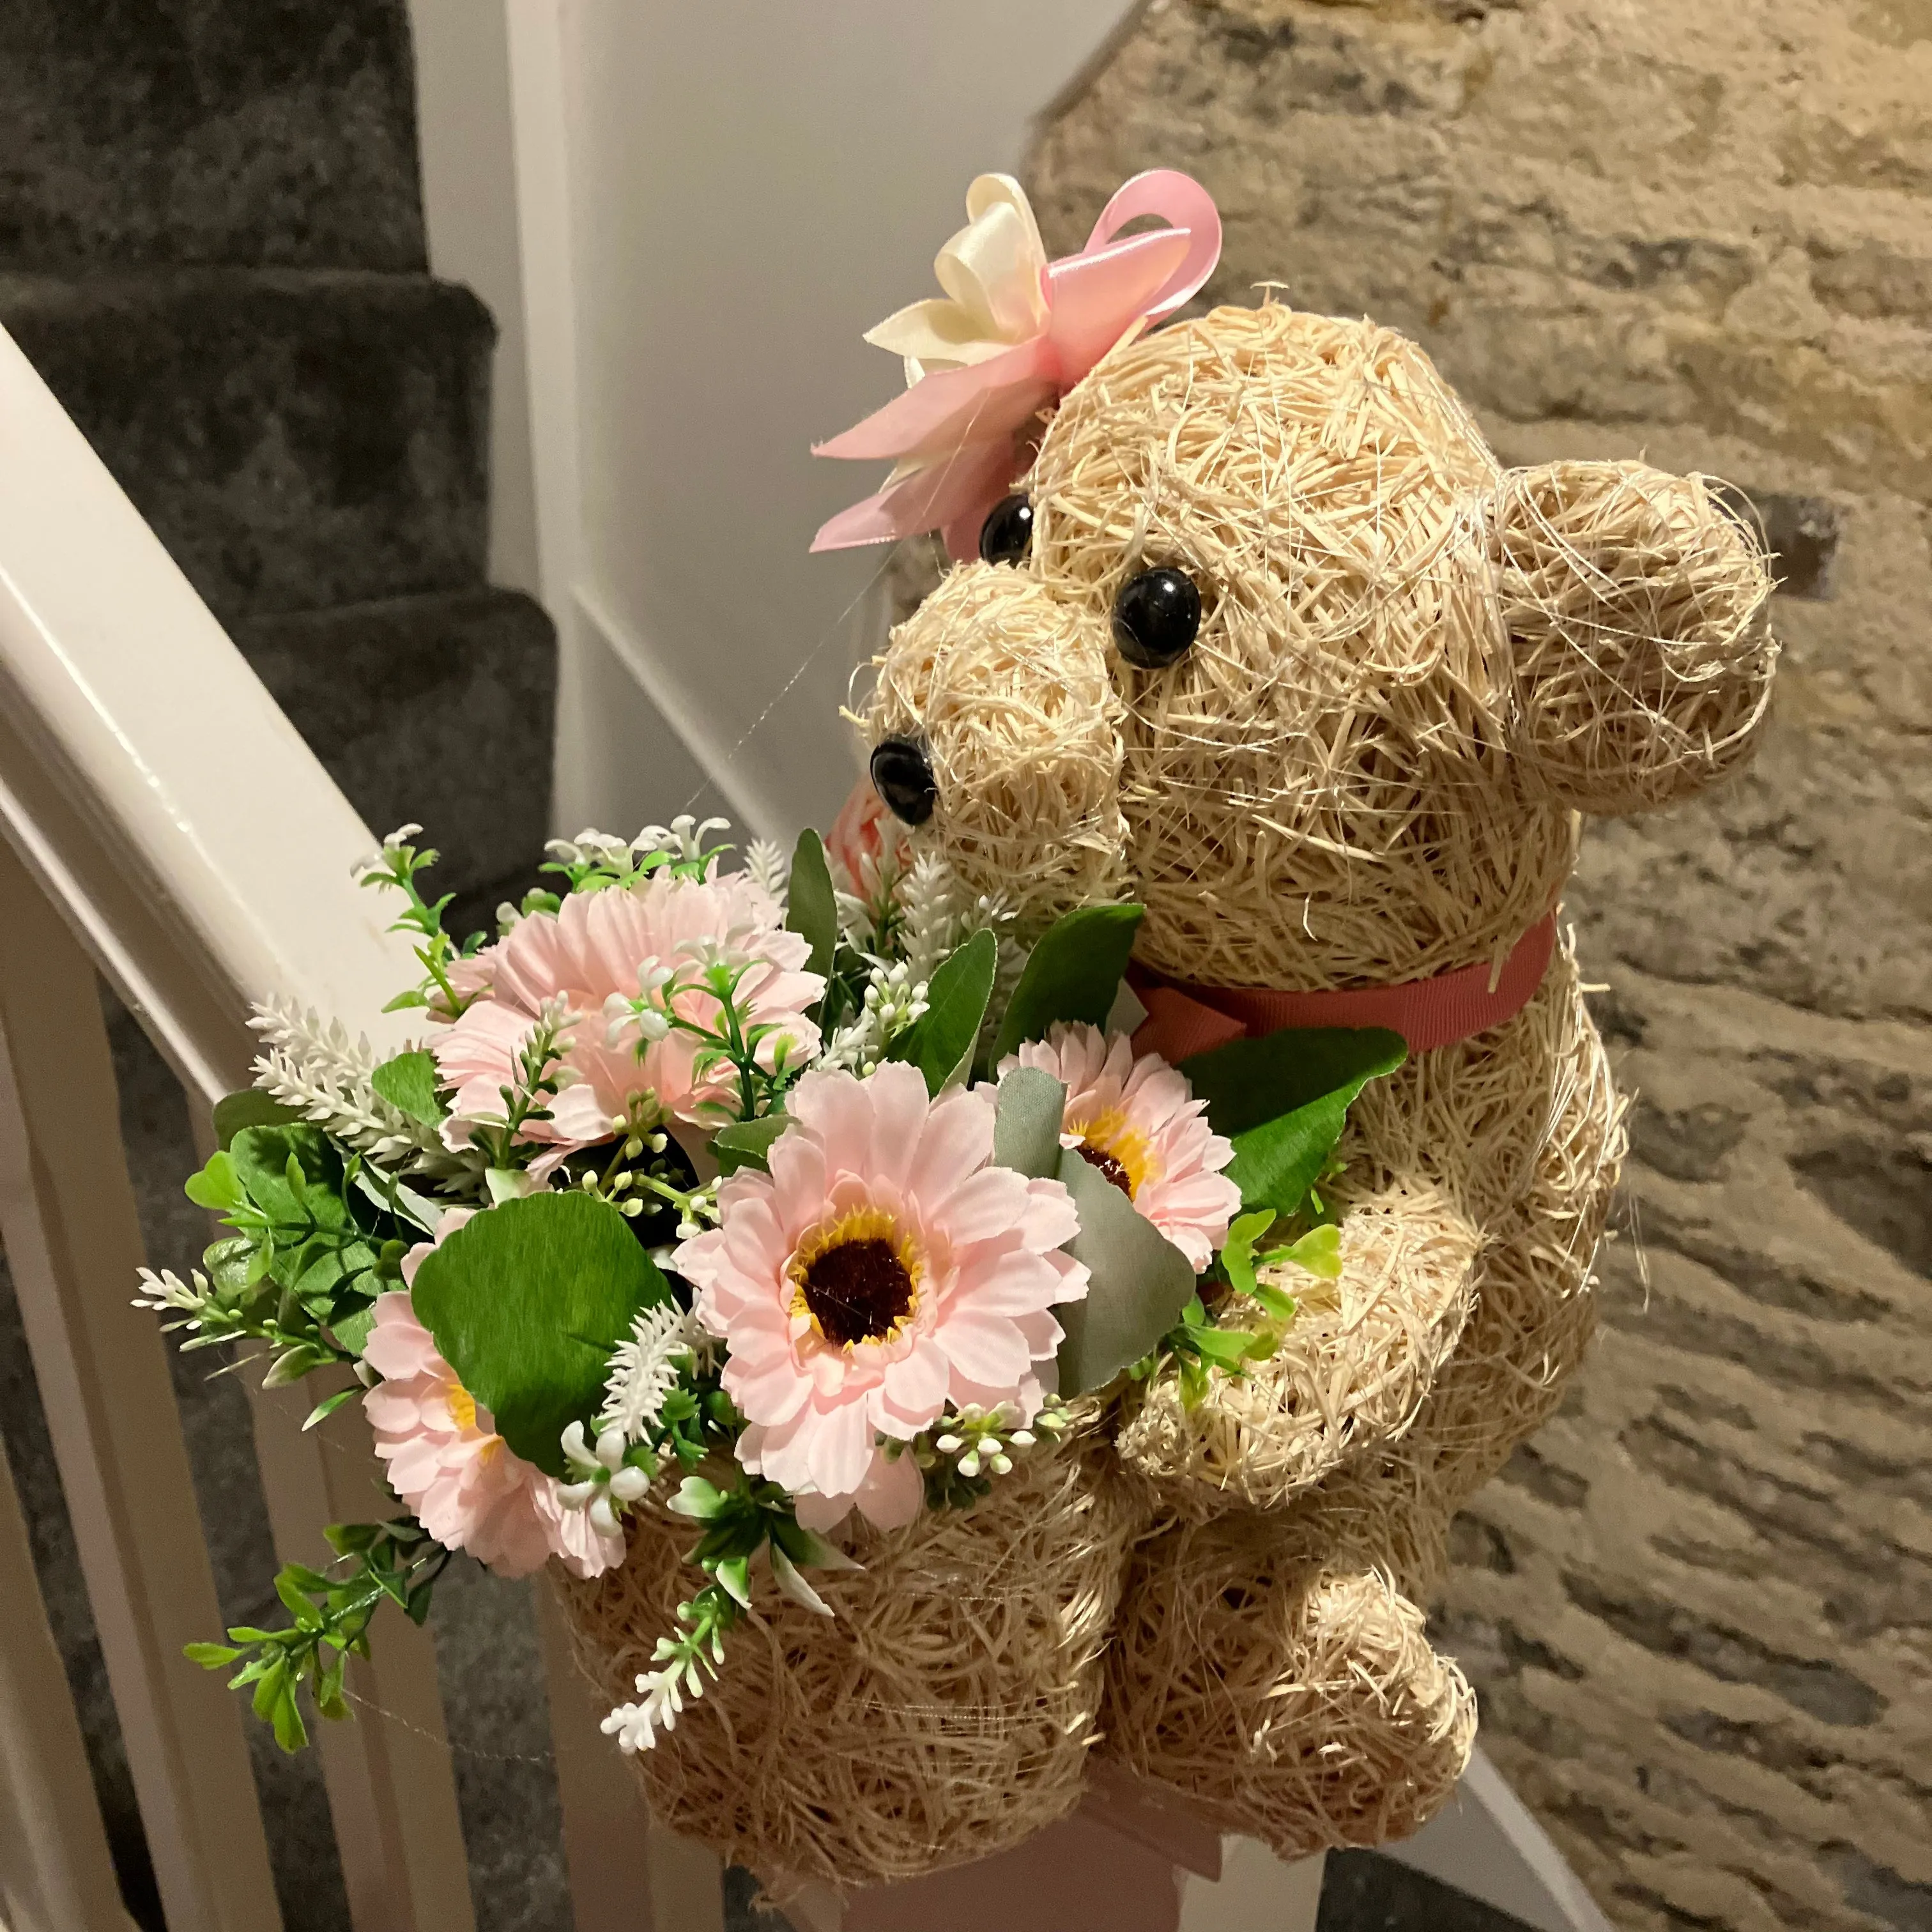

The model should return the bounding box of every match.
[800,1237,917,1346]
[1077,1140,1135,1197]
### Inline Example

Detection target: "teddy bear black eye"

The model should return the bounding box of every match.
[1112,566,1202,669]
[870,737,938,827]
[978,493,1034,566]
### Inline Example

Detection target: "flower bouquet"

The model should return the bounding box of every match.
[142,809,1397,1893]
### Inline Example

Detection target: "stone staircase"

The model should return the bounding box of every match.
[0,4,564,1930]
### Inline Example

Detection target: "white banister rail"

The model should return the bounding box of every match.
[0,321,689,1932]
[0,328,417,1096]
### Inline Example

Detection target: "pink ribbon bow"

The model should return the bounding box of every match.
[811,170,1223,560]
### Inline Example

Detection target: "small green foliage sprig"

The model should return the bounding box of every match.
[649,1353,740,1473]
[1136,1207,1344,1409]
[144,1121,409,1420]
[357,826,484,1018]
[461,1001,569,1171]
[542,816,732,896]
[610,945,808,1128]
[887,1397,1073,1512]
[186,1519,450,1754]
[601,1475,858,1754]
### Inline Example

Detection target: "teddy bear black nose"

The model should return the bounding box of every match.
[870,737,938,826]
[978,493,1034,566]
[1114,566,1202,669]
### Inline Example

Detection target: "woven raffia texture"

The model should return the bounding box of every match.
[1116,1181,1480,1514]
[555,1429,1143,1897]
[1103,949,1630,1858]
[815,293,1777,1862]
[870,562,1130,928]
[1105,1484,1478,1858]
[843,295,1772,1862]
[1496,459,1774,818]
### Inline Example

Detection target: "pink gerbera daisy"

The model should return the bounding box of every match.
[673,1061,1087,1533]
[1000,1023,1241,1272]
[433,868,824,1159]
[362,1288,620,1580]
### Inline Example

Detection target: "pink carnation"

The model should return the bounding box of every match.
[673,1062,1087,1533]
[1000,1023,1241,1272]
[361,1290,620,1580]
[433,868,824,1158]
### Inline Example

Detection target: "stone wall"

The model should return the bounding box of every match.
[1030,6,1932,1929]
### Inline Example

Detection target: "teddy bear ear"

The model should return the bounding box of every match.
[1492,461,1777,817]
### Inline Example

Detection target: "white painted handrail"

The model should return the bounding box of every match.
[0,326,417,1098]
[0,322,677,1932]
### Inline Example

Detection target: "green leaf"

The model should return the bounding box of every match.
[184,1151,245,1214]
[410,1192,673,1478]
[352,1168,439,1236]
[184,1642,243,1669]
[714,1115,789,1176]
[269,1682,309,1754]
[1188,1324,1262,1366]
[1248,1281,1298,1324]
[302,1386,358,1430]
[992,1067,1068,1179]
[371,1050,447,1125]
[1180,1028,1406,1219]
[992,903,1144,1062]
[212,1091,302,1151]
[327,1303,378,1360]
[1179,1027,1407,1139]
[785,829,839,985]
[1278,1222,1343,1280]
[713,1553,753,1608]
[251,1659,287,1724]
[228,1124,344,1229]
[314,1652,350,1722]
[1219,1209,1277,1301]
[275,1572,323,1629]
[1053,1147,1199,1395]
[889,928,997,1094]
[668,1476,726,1521]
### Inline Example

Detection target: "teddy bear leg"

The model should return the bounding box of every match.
[1104,1509,1475,1860]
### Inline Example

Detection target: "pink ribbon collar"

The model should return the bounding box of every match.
[1131,916,1560,1065]
[812,171,1222,560]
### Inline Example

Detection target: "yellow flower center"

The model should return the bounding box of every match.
[445,1381,479,1433]
[1069,1105,1155,1200]
[788,1206,923,1348]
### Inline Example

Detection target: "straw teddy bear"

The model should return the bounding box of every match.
[852,283,1775,1853]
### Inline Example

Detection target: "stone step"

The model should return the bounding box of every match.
[0,0,422,272]
[236,587,558,917]
[1,267,492,624]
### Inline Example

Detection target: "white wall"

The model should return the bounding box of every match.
[509,0,1137,845]
[408,0,542,597]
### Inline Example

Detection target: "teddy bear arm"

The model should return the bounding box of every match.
[1117,1183,1481,1512]
[1495,458,1776,817]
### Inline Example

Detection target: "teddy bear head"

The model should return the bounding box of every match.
[862,301,1775,991]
